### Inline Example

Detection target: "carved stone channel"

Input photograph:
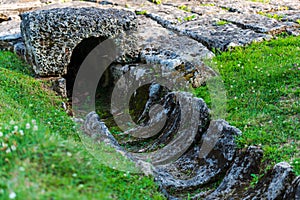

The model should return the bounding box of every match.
[0,1,299,199]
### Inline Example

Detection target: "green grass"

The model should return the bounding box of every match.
[249,0,270,3]
[257,11,284,21]
[0,51,165,199]
[151,0,162,5]
[178,5,191,12]
[195,36,300,175]
[184,14,196,22]
[215,20,229,26]
[135,10,148,15]
[199,3,215,6]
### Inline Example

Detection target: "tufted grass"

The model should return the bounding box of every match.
[195,35,300,176]
[0,51,165,200]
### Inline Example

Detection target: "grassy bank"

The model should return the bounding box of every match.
[0,51,164,200]
[196,35,300,175]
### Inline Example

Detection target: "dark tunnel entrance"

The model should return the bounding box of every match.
[64,36,107,98]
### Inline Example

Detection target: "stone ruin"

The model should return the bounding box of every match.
[1,0,300,199]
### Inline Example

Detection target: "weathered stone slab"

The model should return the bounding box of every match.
[141,4,199,26]
[269,0,300,10]
[284,176,300,200]
[132,4,272,50]
[204,146,263,199]
[216,0,286,14]
[176,16,272,51]
[0,20,20,38]
[190,4,227,15]
[271,10,300,23]
[0,1,117,53]
[20,7,137,76]
[219,13,289,34]
[136,15,214,62]
[244,162,296,200]
[0,20,23,54]
[155,120,241,191]
[0,1,43,18]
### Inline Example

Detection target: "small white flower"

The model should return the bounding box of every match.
[33,125,38,131]
[31,119,36,125]
[25,123,30,129]
[67,152,72,157]
[0,132,3,137]
[19,130,24,136]
[72,173,77,177]
[2,143,8,148]
[14,126,18,132]
[11,145,16,151]
[9,192,16,199]
[6,148,11,154]
[9,120,15,125]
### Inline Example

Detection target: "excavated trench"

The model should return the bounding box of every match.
[64,35,299,200]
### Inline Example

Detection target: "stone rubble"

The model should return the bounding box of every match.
[0,0,299,199]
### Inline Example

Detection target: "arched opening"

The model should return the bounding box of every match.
[64,36,107,98]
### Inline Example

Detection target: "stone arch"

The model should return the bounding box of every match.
[64,36,106,98]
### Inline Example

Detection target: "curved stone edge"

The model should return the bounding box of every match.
[20,7,138,76]
[82,110,300,200]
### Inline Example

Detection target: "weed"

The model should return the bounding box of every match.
[249,0,270,3]
[136,10,148,15]
[215,20,228,26]
[152,0,162,5]
[250,173,264,188]
[184,14,196,21]
[178,5,191,12]
[199,3,215,6]
[257,11,284,21]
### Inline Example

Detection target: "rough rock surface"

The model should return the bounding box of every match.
[83,108,300,199]
[0,1,118,58]
[20,7,137,76]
